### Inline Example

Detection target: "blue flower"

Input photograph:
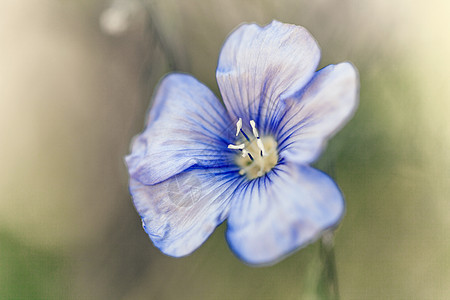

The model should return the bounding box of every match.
[125,20,358,265]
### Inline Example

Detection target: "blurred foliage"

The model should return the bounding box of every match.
[1,0,449,299]
[0,231,68,299]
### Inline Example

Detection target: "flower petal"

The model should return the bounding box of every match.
[276,62,359,163]
[226,163,344,265]
[131,167,240,257]
[126,73,234,185]
[216,20,321,133]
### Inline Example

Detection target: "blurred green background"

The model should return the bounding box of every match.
[1,0,449,299]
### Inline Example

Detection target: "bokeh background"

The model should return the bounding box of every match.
[1,0,449,299]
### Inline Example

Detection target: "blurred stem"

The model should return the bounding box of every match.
[315,146,339,299]
[318,231,340,300]
[139,0,178,70]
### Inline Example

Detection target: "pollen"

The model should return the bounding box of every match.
[228,119,279,180]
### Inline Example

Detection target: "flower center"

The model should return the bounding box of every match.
[228,118,279,180]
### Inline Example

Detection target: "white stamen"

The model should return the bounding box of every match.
[250,120,265,156]
[256,139,266,156]
[228,143,246,150]
[249,120,259,138]
[235,118,243,136]
[228,119,278,179]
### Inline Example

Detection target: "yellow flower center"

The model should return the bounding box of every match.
[228,118,279,180]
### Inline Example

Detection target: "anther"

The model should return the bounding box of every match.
[250,120,266,156]
[236,117,250,141]
[250,120,259,138]
[235,118,242,136]
[229,145,253,161]
[228,143,245,150]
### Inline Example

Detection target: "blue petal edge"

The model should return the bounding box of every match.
[126,73,234,185]
[226,163,345,266]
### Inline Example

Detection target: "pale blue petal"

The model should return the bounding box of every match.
[131,167,241,257]
[276,62,359,164]
[226,163,344,265]
[126,73,235,185]
[216,20,321,134]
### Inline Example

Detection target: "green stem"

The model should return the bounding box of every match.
[315,146,340,299]
[318,231,340,300]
